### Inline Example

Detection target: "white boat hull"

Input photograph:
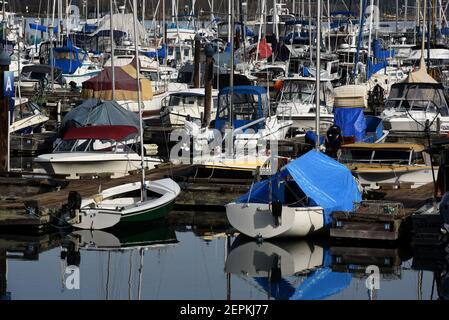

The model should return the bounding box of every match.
[226,202,325,239]
[383,116,449,133]
[281,114,335,132]
[353,168,438,189]
[63,70,101,87]
[35,153,161,179]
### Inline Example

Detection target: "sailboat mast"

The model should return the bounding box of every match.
[132,0,147,202]
[110,0,116,99]
[315,0,321,150]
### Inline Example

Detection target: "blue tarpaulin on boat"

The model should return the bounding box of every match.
[334,107,366,142]
[373,39,395,60]
[237,151,361,227]
[29,23,58,33]
[289,268,352,300]
[144,44,167,59]
[253,248,352,300]
[367,59,388,79]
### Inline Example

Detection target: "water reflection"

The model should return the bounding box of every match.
[2,223,449,299]
[412,244,449,300]
[225,236,449,300]
[225,237,352,300]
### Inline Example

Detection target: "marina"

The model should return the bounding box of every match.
[1,0,449,302]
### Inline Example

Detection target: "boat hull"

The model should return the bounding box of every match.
[73,179,181,230]
[226,202,325,239]
[348,165,438,189]
[35,156,160,179]
[279,114,334,132]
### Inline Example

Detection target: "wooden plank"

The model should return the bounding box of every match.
[330,228,399,240]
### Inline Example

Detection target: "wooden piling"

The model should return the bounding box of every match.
[203,44,215,127]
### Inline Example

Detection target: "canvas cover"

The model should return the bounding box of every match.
[82,60,153,101]
[405,57,438,84]
[62,99,140,130]
[334,107,367,142]
[237,151,361,227]
[90,13,147,43]
[333,85,367,108]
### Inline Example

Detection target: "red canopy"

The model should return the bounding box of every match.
[256,38,272,59]
[63,125,138,141]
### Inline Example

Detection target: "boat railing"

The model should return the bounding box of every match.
[340,158,411,165]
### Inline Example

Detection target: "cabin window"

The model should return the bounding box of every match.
[412,152,425,164]
[55,52,76,60]
[371,150,411,164]
[339,149,373,162]
[218,93,261,121]
[184,49,190,57]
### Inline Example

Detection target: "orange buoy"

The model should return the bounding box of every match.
[274,80,283,92]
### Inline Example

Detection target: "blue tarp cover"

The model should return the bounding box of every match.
[289,268,352,300]
[253,248,352,300]
[334,108,367,142]
[237,151,361,226]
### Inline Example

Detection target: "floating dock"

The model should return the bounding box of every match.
[331,183,435,241]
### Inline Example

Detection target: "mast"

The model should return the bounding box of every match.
[327,0,331,53]
[163,0,166,66]
[396,0,399,33]
[228,0,235,158]
[308,0,312,64]
[132,0,147,202]
[315,0,321,150]
[110,0,116,99]
[228,0,232,43]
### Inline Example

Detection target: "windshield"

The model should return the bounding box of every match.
[385,84,449,115]
[54,139,134,153]
[339,149,413,164]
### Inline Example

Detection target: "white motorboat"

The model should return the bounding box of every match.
[276,76,335,132]
[10,98,49,134]
[160,88,219,127]
[339,143,438,190]
[35,125,161,179]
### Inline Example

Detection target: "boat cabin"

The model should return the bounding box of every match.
[52,41,85,74]
[19,65,66,87]
[215,86,274,133]
[384,82,449,116]
[338,143,428,166]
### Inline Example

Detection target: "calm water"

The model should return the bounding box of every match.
[0,215,446,300]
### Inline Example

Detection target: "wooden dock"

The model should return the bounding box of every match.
[0,164,195,229]
[330,183,435,241]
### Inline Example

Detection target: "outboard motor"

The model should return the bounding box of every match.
[59,191,82,225]
[325,125,343,158]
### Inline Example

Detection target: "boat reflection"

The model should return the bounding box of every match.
[65,222,178,251]
[225,236,351,300]
[225,236,412,300]
[59,222,178,299]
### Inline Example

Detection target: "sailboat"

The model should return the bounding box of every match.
[68,1,181,230]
